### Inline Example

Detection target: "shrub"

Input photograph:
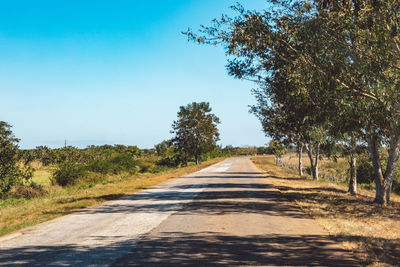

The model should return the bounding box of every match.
[137,157,159,173]
[7,182,47,199]
[87,158,114,174]
[109,153,137,173]
[52,162,87,186]
[357,157,374,184]
[304,166,313,175]
[157,156,177,167]
[76,171,106,186]
[138,162,157,173]
[393,179,400,194]
[0,121,33,198]
[87,153,137,175]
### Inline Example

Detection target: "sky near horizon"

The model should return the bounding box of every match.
[1,0,269,149]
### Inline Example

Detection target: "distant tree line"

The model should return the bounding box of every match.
[0,118,270,198]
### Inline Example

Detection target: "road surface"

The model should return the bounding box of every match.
[0,157,357,266]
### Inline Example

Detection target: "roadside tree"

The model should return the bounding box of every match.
[171,102,220,165]
[0,121,32,197]
[185,0,400,204]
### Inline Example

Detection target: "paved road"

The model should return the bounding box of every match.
[0,158,357,266]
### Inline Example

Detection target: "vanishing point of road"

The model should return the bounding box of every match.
[0,157,357,266]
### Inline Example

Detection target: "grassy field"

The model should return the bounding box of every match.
[31,166,55,186]
[0,158,225,238]
[251,157,400,266]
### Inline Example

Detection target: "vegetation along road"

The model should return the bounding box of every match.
[0,157,358,266]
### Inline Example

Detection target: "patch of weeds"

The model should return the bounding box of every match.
[7,182,47,199]
[0,197,27,208]
[359,182,375,191]
[77,184,88,190]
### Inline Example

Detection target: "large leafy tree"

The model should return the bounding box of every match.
[0,121,32,197]
[187,3,335,180]
[186,1,400,204]
[311,0,400,204]
[155,140,173,158]
[171,102,220,165]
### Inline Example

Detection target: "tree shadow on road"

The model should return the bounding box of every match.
[0,237,137,266]
[187,175,266,179]
[0,232,360,266]
[69,181,311,219]
[113,232,358,266]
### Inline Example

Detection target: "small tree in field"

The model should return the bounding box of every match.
[268,139,286,164]
[171,102,220,165]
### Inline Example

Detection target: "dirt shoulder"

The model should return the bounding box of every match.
[251,157,400,266]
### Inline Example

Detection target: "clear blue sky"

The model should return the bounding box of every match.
[0,0,269,149]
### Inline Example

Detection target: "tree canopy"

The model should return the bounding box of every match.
[171,102,220,165]
[0,121,32,197]
[186,0,400,204]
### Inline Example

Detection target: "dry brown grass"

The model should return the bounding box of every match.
[283,152,350,179]
[252,157,400,266]
[0,158,225,238]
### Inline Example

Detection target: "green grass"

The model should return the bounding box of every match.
[32,167,54,186]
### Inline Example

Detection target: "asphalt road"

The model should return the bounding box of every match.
[0,158,357,266]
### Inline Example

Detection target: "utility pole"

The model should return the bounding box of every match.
[64,139,67,148]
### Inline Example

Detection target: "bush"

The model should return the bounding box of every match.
[0,121,33,198]
[52,162,87,186]
[7,182,47,199]
[87,158,114,174]
[87,153,137,175]
[393,179,400,194]
[137,157,160,173]
[157,154,180,167]
[357,156,374,184]
[109,154,137,173]
[52,153,137,187]
[76,171,106,186]
[304,166,313,175]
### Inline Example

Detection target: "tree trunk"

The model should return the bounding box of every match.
[195,155,200,165]
[306,144,314,176]
[306,143,319,180]
[348,151,357,195]
[314,143,320,180]
[382,125,400,204]
[298,143,303,176]
[367,133,387,204]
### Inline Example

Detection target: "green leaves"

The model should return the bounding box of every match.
[187,0,400,202]
[0,121,32,198]
[171,102,220,165]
